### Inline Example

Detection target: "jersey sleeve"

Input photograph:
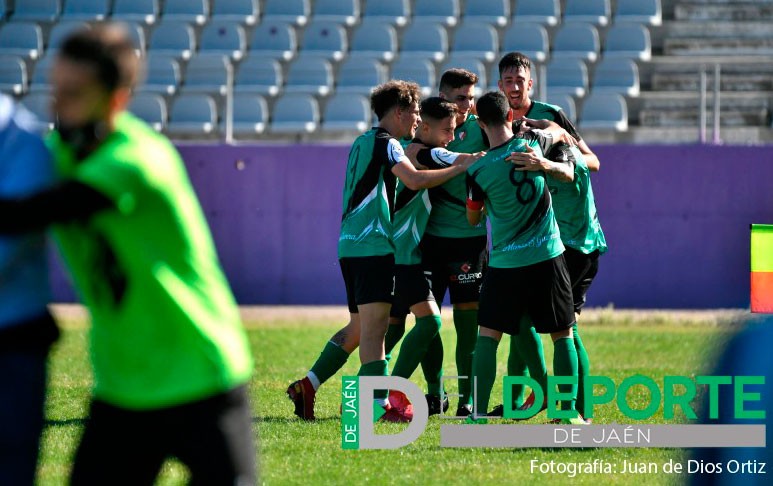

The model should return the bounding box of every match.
[466,173,485,211]
[416,147,460,169]
[383,138,411,168]
[553,109,583,142]
[529,129,555,155]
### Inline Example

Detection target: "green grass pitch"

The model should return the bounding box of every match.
[37,306,743,485]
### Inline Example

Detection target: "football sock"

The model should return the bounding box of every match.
[384,322,406,362]
[471,336,499,416]
[358,359,389,400]
[553,337,579,412]
[453,309,479,406]
[308,341,349,390]
[507,336,528,409]
[392,315,442,380]
[512,320,548,400]
[421,332,444,396]
[573,324,591,417]
[306,371,321,391]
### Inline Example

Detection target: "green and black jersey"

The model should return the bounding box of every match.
[545,145,607,255]
[339,128,408,258]
[425,114,489,239]
[394,144,459,265]
[526,100,583,142]
[466,131,564,268]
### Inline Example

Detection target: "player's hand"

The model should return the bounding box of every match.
[404,142,426,168]
[507,145,546,171]
[551,128,579,147]
[456,151,486,169]
[521,117,550,130]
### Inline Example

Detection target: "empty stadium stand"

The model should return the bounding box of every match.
[0,0,771,143]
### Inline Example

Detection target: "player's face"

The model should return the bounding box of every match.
[441,85,475,125]
[51,57,111,129]
[498,66,533,111]
[398,101,421,139]
[421,116,457,148]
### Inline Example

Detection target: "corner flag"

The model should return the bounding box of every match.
[751,224,773,313]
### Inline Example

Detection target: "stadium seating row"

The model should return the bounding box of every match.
[4,0,662,29]
[1,50,639,106]
[19,89,628,139]
[0,18,653,67]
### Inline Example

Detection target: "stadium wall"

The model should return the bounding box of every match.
[50,144,773,309]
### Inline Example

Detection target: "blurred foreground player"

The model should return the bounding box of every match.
[0,25,257,484]
[0,94,60,486]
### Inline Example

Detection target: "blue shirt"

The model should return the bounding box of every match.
[0,95,55,327]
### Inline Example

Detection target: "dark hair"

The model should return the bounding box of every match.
[498,52,532,78]
[370,80,421,120]
[420,97,458,122]
[476,91,510,126]
[58,23,140,92]
[439,68,478,92]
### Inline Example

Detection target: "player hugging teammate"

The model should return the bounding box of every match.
[288,53,606,425]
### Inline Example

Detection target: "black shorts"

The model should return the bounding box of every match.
[340,255,395,313]
[477,255,575,335]
[391,264,435,318]
[563,247,601,315]
[420,234,488,305]
[70,385,257,485]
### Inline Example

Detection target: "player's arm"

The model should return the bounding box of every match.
[466,173,484,226]
[0,181,113,234]
[521,118,577,148]
[552,110,600,172]
[413,146,484,170]
[575,138,600,172]
[388,139,480,190]
[509,145,574,183]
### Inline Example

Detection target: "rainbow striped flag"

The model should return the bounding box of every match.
[751,224,773,313]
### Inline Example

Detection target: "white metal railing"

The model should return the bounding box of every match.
[699,63,722,144]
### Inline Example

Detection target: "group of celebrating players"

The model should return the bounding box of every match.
[288,51,607,425]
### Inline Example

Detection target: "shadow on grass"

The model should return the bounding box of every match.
[254,415,340,424]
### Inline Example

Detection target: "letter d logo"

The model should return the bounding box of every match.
[342,376,429,450]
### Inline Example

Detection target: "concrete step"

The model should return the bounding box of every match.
[589,126,773,145]
[664,38,773,55]
[674,4,773,21]
[651,73,773,91]
[639,108,769,127]
[662,21,773,38]
[635,91,772,109]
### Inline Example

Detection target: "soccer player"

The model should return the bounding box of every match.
[390,98,484,416]
[287,81,475,421]
[465,91,584,424]
[0,25,257,483]
[495,51,601,415]
[0,94,60,486]
[419,68,490,417]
